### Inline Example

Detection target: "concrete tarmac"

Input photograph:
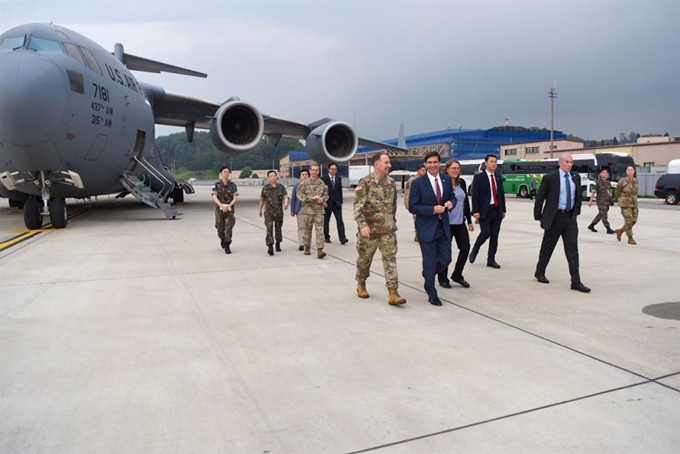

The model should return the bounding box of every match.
[1,186,679,453]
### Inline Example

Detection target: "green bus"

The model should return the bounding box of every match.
[501,153,635,199]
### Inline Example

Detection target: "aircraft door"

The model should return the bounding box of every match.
[126,129,146,172]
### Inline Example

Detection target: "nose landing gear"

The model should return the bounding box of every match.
[22,171,69,230]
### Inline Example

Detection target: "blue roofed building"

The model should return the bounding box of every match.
[281,125,566,177]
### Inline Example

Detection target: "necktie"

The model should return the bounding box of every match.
[565,173,572,210]
[435,177,442,204]
[331,177,335,188]
[490,174,498,208]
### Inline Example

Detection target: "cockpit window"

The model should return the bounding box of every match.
[55,30,69,40]
[62,42,86,67]
[28,37,62,52]
[0,36,26,50]
[80,47,102,75]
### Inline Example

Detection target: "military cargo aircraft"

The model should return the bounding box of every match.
[0,23,404,230]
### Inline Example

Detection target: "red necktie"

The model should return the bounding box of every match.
[490,174,499,208]
[435,177,442,204]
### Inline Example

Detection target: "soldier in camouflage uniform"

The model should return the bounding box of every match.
[354,153,406,306]
[259,170,289,256]
[587,168,615,234]
[297,164,329,258]
[404,165,426,242]
[212,166,239,254]
[614,166,640,245]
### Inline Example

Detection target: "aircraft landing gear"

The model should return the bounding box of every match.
[24,197,44,230]
[49,197,68,229]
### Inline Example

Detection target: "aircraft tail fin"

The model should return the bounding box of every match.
[113,43,207,78]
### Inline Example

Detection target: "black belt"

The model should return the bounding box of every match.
[557,209,573,214]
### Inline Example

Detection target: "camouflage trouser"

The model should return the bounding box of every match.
[303,210,325,249]
[264,212,283,246]
[590,204,611,228]
[215,211,235,242]
[620,207,638,237]
[355,232,399,289]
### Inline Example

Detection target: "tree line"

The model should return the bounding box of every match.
[157,131,305,176]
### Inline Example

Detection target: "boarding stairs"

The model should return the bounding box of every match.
[119,158,181,220]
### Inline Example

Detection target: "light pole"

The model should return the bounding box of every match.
[549,87,557,158]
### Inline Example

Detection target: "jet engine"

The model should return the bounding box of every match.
[305,121,358,165]
[210,99,264,155]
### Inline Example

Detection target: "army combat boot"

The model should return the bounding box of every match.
[388,288,406,305]
[268,245,274,256]
[588,224,597,232]
[628,237,637,245]
[224,241,232,254]
[606,226,616,234]
[317,249,326,259]
[357,282,369,298]
[304,247,311,255]
[275,242,281,252]
[615,229,623,241]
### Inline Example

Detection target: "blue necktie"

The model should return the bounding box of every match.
[564,173,572,210]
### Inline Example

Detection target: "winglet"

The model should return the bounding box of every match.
[113,43,207,78]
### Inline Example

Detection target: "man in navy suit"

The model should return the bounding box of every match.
[470,154,506,269]
[533,153,590,293]
[409,152,456,306]
[321,163,348,245]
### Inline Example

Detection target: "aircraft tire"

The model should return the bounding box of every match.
[172,187,184,204]
[50,198,68,229]
[24,198,43,230]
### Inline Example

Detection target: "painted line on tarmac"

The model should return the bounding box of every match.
[0,207,90,252]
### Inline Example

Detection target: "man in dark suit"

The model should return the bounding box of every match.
[409,152,456,306]
[470,154,506,268]
[322,163,348,245]
[534,153,590,293]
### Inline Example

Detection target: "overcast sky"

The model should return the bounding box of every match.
[2,0,678,142]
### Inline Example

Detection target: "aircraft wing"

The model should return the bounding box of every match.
[141,84,408,154]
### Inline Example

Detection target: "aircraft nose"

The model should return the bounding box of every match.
[0,52,66,146]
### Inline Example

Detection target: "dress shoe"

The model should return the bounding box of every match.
[439,281,452,289]
[615,229,622,241]
[534,272,549,284]
[487,260,501,269]
[571,283,591,293]
[469,249,478,264]
[428,298,443,306]
[267,245,274,256]
[628,237,637,245]
[340,239,349,245]
[324,238,331,244]
[606,227,615,234]
[317,249,326,259]
[275,242,281,252]
[588,224,597,232]
[298,245,305,251]
[452,277,470,288]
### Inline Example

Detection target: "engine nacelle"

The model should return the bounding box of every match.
[210,100,264,155]
[305,121,358,165]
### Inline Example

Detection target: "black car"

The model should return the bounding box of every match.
[654,174,680,205]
